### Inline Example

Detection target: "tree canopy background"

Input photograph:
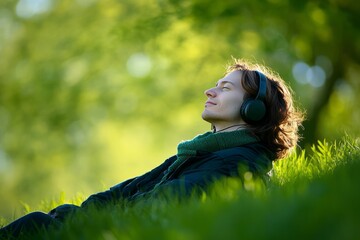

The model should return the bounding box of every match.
[0,0,359,219]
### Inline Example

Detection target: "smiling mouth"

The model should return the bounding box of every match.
[205,101,216,107]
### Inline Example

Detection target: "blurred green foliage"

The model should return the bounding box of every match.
[0,0,359,219]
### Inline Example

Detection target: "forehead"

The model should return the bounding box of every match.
[217,70,243,86]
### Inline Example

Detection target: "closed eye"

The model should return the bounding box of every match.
[216,80,235,90]
[222,83,232,90]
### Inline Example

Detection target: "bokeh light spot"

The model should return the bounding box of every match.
[306,66,326,88]
[311,8,326,25]
[0,149,11,173]
[126,53,152,78]
[16,0,53,19]
[292,61,309,85]
[292,61,326,87]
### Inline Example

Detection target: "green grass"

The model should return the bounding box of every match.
[3,137,360,240]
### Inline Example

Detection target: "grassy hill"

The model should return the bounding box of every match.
[2,137,360,240]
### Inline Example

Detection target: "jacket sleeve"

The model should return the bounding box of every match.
[131,147,272,202]
[80,155,177,208]
[80,177,136,208]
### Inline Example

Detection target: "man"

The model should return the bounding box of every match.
[0,59,304,238]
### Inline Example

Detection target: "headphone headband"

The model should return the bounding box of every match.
[255,71,267,101]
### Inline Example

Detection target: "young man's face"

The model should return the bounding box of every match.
[202,70,246,128]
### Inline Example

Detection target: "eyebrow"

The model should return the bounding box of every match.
[216,80,235,87]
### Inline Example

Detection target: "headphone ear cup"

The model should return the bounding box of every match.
[240,98,251,122]
[240,99,266,123]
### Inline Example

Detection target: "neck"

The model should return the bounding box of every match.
[213,124,246,133]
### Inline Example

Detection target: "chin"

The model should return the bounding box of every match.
[201,111,211,121]
[201,112,216,124]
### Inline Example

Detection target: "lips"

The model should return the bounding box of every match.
[205,101,216,106]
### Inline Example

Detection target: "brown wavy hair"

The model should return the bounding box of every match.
[226,59,304,159]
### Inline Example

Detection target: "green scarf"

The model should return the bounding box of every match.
[157,129,259,185]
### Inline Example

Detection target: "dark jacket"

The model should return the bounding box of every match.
[80,142,273,208]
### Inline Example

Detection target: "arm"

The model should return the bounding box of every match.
[131,147,272,202]
[47,177,137,219]
[48,204,81,221]
[47,156,176,217]
[80,155,177,208]
[80,177,136,208]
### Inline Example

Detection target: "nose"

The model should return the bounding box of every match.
[204,87,216,98]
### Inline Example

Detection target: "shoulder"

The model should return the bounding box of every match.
[196,142,274,174]
[213,142,274,160]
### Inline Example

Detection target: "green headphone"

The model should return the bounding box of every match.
[240,71,267,124]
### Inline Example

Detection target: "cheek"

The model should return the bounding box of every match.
[229,104,242,117]
[227,96,243,112]
[229,99,244,118]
